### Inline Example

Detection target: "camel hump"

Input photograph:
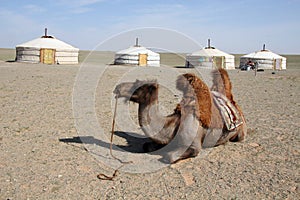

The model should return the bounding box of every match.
[176,73,208,92]
[176,73,212,128]
[211,68,233,102]
[218,68,231,89]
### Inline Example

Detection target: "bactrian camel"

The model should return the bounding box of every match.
[113,68,246,163]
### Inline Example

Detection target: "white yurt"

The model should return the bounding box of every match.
[240,45,286,70]
[16,29,79,64]
[185,39,235,69]
[114,38,160,67]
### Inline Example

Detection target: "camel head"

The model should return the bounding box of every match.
[113,80,158,104]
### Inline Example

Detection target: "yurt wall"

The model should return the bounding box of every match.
[55,50,79,64]
[16,47,40,63]
[186,56,212,68]
[224,56,235,69]
[185,50,235,69]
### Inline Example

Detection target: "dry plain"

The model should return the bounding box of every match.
[0,49,299,199]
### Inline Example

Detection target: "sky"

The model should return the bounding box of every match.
[0,0,299,54]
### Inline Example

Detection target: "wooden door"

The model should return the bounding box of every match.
[213,56,225,69]
[40,49,55,64]
[275,59,282,70]
[138,54,148,66]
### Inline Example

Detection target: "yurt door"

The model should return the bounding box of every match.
[275,59,282,70]
[139,54,148,66]
[40,49,55,64]
[213,56,225,68]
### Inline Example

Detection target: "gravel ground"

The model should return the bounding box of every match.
[0,60,299,199]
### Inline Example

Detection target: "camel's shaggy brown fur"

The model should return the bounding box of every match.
[211,68,233,101]
[176,73,212,128]
[211,69,244,117]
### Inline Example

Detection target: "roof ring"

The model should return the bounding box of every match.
[41,35,55,39]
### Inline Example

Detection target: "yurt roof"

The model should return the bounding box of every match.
[116,46,159,56]
[241,49,285,60]
[16,36,79,51]
[189,47,234,58]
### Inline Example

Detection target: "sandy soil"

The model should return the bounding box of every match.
[0,59,299,199]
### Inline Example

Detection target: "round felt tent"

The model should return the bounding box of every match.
[16,29,79,64]
[240,45,286,70]
[185,39,235,69]
[114,38,160,67]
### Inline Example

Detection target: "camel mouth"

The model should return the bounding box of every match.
[113,86,123,97]
[113,87,131,102]
[113,88,120,98]
[113,83,137,100]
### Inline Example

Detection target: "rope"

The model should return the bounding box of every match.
[97,94,133,181]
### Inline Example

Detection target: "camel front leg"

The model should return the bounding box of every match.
[167,114,203,163]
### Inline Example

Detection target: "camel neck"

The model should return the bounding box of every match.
[138,100,159,126]
[137,87,159,126]
[137,100,167,139]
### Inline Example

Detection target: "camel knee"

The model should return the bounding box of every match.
[184,147,200,157]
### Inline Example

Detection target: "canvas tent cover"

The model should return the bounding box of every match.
[114,46,160,66]
[16,36,79,64]
[240,50,286,70]
[186,47,235,69]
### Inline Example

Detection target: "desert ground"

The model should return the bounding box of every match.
[0,49,299,199]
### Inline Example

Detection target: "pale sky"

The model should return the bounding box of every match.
[0,0,299,54]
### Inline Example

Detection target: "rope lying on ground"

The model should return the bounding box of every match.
[97,95,133,181]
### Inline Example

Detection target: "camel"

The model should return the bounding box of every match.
[113,68,246,163]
